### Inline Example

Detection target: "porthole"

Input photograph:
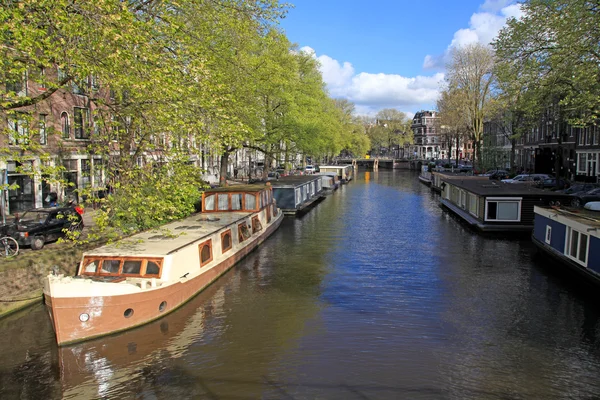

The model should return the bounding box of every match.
[124,308,134,318]
[159,301,167,312]
[79,313,90,322]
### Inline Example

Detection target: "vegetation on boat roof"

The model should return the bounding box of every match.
[204,184,270,193]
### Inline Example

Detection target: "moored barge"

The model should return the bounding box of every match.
[532,205,600,286]
[43,184,283,346]
[439,178,570,232]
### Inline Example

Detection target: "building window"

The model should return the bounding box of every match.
[61,112,70,139]
[578,153,587,173]
[565,227,588,266]
[199,240,213,267]
[7,114,29,145]
[545,226,552,244]
[74,107,89,139]
[484,197,522,222]
[39,114,47,145]
[221,230,232,253]
[6,73,27,97]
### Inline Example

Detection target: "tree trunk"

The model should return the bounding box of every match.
[219,151,230,187]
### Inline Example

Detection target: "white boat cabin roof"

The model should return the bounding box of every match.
[85,184,273,258]
[84,211,252,258]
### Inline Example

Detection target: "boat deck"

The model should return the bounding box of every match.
[87,211,252,257]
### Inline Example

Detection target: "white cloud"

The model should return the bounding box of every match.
[423,1,524,70]
[303,47,443,116]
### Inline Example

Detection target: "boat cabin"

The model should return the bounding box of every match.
[270,175,324,215]
[533,205,600,286]
[201,184,275,213]
[440,178,570,232]
[77,184,279,283]
[318,165,353,183]
[316,172,340,191]
[430,170,481,193]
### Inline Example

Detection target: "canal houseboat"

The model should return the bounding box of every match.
[532,205,600,286]
[440,178,570,232]
[317,172,340,193]
[418,165,432,186]
[431,171,483,193]
[318,165,353,183]
[43,184,283,346]
[271,175,324,215]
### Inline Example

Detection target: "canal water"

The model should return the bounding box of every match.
[1,170,600,399]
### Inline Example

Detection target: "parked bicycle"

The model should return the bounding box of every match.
[0,235,19,258]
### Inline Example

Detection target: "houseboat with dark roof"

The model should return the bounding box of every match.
[532,205,600,286]
[440,178,570,232]
[431,170,479,193]
[270,175,324,215]
[43,184,283,346]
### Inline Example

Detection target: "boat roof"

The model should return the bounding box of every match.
[83,211,252,257]
[319,165,349,169]
[536,205,600,230]
[204,184,270,193]
[442,178,571,197]
[270,175,320,187]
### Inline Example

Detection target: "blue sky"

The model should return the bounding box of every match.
[279,0,522,117]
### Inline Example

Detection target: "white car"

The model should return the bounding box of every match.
[305,165,315,174]
[501,174,551,184]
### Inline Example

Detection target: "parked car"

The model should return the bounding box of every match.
[266,171,280,181]
[305,165,315,174]
[11,206,84,250]
[480,169,510,180]
[569,188,600,207]
[536,178,570,190]
[501,174,552,184]
[556,183,599,195]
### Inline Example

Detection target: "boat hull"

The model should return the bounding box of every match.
[45,213,283,346]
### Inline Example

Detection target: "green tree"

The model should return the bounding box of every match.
[445,43,496,170]
[494,0,600,126]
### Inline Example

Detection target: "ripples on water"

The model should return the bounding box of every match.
[0,170,599,399]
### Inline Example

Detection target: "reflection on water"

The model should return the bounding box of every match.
[0,170,599,399]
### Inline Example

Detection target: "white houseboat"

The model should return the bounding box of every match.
[532,205,600,286]
[318,165,353,183]
[418,164,432,186]
[43,184,283,346]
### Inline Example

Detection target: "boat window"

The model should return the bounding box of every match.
[221,230,232,253]
[566,227,588,265]
[238,223,251,242]
[199,240,212,266]
[252,216,262,233]
[123,260,142,275]
[485,198,521,222]
[245,194,256,210]
[146,261,161,275]
[204,194,215,211]
[231,194,242,210]
[218,194,229,210]
[83,260,99,273]
[101,259,121,274]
